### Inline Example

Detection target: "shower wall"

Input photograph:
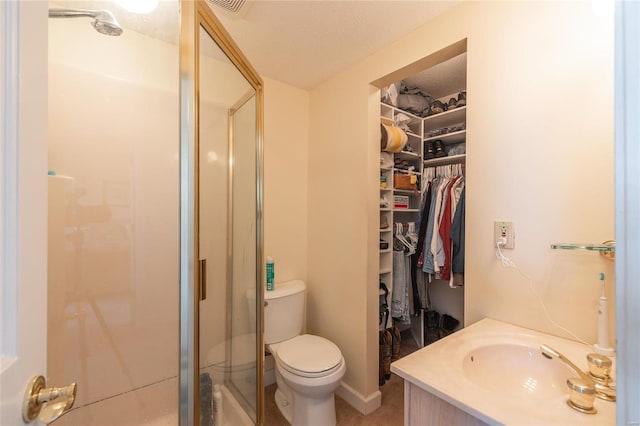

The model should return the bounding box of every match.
[47,10,180,424]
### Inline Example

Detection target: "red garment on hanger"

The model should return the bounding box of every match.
[437,176,461,280]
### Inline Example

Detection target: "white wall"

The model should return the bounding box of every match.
[463,0,614,344]
[263,77,309,284]
[306,0,614,409]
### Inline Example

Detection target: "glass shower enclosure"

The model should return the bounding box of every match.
[196,16,263,426]
[46,1,263,424]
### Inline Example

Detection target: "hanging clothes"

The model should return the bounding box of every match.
[411,180,433,312]
[429,178,448,273]
[392,222,417,324]
[392,248,411,324]
[437,176,462,280]
[450,186,465,287]
[418,164,465,283]
[421,177,441,274]
[415,180,433,269]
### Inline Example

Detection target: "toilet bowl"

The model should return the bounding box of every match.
[205,333,257,384]
[264,280,346,426]
[268,334,346,425]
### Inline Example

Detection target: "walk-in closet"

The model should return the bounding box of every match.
[378,46,467,386]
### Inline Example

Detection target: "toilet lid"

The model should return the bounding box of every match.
[276,334,342,376]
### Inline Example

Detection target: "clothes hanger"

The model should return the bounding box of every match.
[395,222,416,254]
[406,222,419,246]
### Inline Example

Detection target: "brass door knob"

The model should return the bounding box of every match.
[22,375,77,424]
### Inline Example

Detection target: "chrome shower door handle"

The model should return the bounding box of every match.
[22,375,77,424]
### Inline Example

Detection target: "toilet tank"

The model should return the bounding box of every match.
[264,280,305,344]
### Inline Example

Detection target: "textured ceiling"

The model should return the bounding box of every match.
[51,0,459,90]
[214,1,460,89]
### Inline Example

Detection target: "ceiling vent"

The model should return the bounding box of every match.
[205,0,251,18]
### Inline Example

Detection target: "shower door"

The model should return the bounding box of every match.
[194,3,264,425]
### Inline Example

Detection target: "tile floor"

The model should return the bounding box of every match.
[264,329,419,425]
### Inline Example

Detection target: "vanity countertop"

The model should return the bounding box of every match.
[391,318,616,425]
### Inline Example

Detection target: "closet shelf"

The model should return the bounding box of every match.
[394,208,420,213]
[423,106,467,129]
[423,130,466,144]
[380,208,392,212]
[380,228,392,233]
[424,154,466,167]
[393,168,419,175]
[395,150,420,159]
[380,248,392,254]
[380,102,422,121]
[380,188,393,192]
[379,268,392,275]
[393,189,419,195]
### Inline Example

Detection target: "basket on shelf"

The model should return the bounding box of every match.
[393,173,417,191]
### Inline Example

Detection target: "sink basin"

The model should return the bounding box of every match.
[462,344,569,399]
[392,319,616,425]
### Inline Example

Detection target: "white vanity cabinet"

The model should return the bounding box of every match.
[392,319,616,426]
[404,382,488,426]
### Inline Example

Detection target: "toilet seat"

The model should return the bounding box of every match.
[276,334,343,378]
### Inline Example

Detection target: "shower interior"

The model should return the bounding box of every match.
[46,1,260,424]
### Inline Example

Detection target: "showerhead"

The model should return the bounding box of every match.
[48,8,123,37]
[91,11,124,36]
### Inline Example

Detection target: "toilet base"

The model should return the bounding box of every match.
[275,387,293,423]
[274,385,337,426]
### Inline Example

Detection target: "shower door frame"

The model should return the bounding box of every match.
[179,1,265,425]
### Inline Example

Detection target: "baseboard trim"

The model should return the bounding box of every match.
[335,382,381,415]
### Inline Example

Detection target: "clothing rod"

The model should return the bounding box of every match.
[393,221,417,227]
[423,164,465,170]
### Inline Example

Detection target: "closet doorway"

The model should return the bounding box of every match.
[375,40,467,368]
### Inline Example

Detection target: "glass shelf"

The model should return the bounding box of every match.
[550,241,615,260]
[550,243,615,252]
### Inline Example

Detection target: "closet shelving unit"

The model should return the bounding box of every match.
[423,105,467,167]
[379,104,423,331]
[379,63,467,348]
[424,154,466,167]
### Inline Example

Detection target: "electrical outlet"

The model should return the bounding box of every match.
[494,221,515,249]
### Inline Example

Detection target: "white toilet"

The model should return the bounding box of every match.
[264,280,346,426]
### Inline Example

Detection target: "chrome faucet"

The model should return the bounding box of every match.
[540,345,616,403]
